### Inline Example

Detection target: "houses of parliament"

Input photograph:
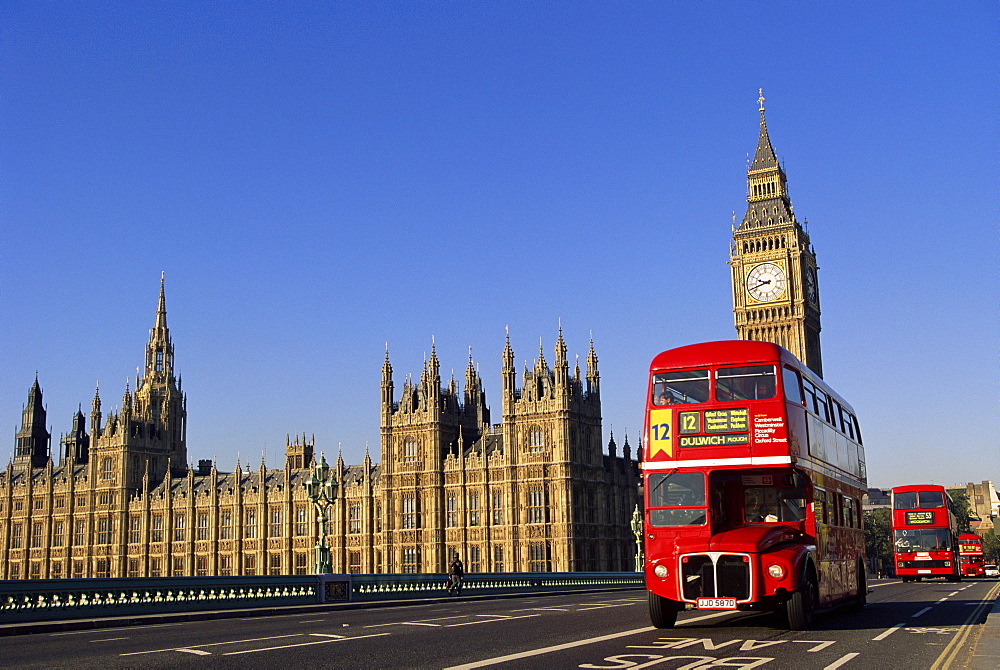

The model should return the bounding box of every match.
[1,93,822,580]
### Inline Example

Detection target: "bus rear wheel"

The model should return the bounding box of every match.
[648,592,679,628]
[785,573,817,630]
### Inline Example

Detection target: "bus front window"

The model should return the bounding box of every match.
[648,472,706,527]
[745,486,806,523]
[918,490,945,508]
[895,528,951,551]
[652,370,710,405]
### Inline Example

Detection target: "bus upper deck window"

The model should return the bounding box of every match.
[894,491,918,509]
[918,491,945,508]
[652,370,710,405]
[782,367,804,404]
[716,365,776,402]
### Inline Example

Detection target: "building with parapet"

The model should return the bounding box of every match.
[0,278,639,579]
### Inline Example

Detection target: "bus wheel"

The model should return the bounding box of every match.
[785,572,817,630]
[850,564,867,611]
[648,592,679,628]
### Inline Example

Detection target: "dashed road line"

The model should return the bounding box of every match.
[221,632,390,656]
[872,623,906,640]
[824,652,859,669]
[912,607,932,618]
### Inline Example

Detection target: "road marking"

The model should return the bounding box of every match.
[401,622,442,626]
[931,581,1000,670]
[872,623,906,640]
[121,634,302,656]
[442,626,655,669]
[90,637,129,642]
[947,592,959,596]
[297,619,325,623]
[222,631,390,656]
[824,652,859,669]
[912,607,932,618]
[445,614,542,627]
[176,649,212,656]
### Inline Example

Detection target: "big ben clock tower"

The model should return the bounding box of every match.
[730,90,823,377]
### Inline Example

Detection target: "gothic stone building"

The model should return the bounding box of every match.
[0,280,639,579]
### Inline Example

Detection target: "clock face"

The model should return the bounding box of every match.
[805,268,818,303]
[746,262,787,302]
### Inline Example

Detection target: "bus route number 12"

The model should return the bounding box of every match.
[648,409,673,458]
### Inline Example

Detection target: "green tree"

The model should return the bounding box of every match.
[982,530,1000,563]
[863,507,893,577]
[948,490,973,533]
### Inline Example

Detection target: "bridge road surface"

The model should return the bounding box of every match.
[3,579,997,669]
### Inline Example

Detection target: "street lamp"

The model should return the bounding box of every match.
[305,454,338,574]
[631,504,644,572]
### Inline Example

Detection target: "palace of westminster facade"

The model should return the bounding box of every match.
[0,93,825,579]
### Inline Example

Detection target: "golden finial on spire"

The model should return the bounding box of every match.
[757,88,766,116]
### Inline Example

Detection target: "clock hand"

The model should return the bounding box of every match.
[749,279,772,290]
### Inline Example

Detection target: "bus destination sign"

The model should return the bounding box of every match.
[905,511,935,525]
[679,433,750,447]
[704,408,748,433]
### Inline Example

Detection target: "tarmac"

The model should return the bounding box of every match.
[1,584,998,668]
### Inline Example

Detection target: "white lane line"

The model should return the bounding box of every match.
[176,649,212,656]
[121,633,303,656]
[90,637,129,643]
[222,632,390,656]
[824,652,860,669]
[444,614,542,627]
[912,607,932,618]
[872,623,906,640]
[401,622,442,627]
[948,592,959,597]
[298,619,325,624]
[443,626,656,669]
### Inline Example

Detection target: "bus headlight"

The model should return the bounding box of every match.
[767,563,786,579]
[654,564,668,578]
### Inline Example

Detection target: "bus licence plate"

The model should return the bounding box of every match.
[697,597,737,610]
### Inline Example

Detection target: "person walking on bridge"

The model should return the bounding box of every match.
[447,553,465,596]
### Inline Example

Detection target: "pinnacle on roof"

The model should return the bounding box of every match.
[750,88,780,173]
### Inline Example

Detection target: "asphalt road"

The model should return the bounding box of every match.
[3,578,997,669]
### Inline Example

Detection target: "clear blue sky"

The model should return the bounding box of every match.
[2,2,996,488]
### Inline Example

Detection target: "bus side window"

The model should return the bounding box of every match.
[831,492,842,526]
[782,367,804,404]
[803,379,819,415]
[843,496,854,528]
[814,488,826,524]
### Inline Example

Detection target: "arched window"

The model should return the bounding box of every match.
[528,426,544,453]
[403,438,418,462]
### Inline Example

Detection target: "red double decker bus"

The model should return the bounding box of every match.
[958,533,985,577]
[642,341,868,630]
[890,485,961,582]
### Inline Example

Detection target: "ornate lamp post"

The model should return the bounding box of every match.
[304,454,338,574]
[631,504,644,573]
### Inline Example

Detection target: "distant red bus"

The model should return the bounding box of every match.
[642,341,868,631]
[958,533,985,577]
[890,485,961,582]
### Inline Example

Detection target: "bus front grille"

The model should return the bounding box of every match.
[681,553,751,601]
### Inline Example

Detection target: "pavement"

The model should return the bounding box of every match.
[968,590,1000,670]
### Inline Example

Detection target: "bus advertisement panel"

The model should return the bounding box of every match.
[642,341,868,631]
[890,485,961,582]
[958,533,985,577]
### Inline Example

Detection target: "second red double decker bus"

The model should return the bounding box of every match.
[958,533,986,577]
[891,484,962,582]
[642,341,868,630]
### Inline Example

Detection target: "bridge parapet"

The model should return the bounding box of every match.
[1,572,642,624]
